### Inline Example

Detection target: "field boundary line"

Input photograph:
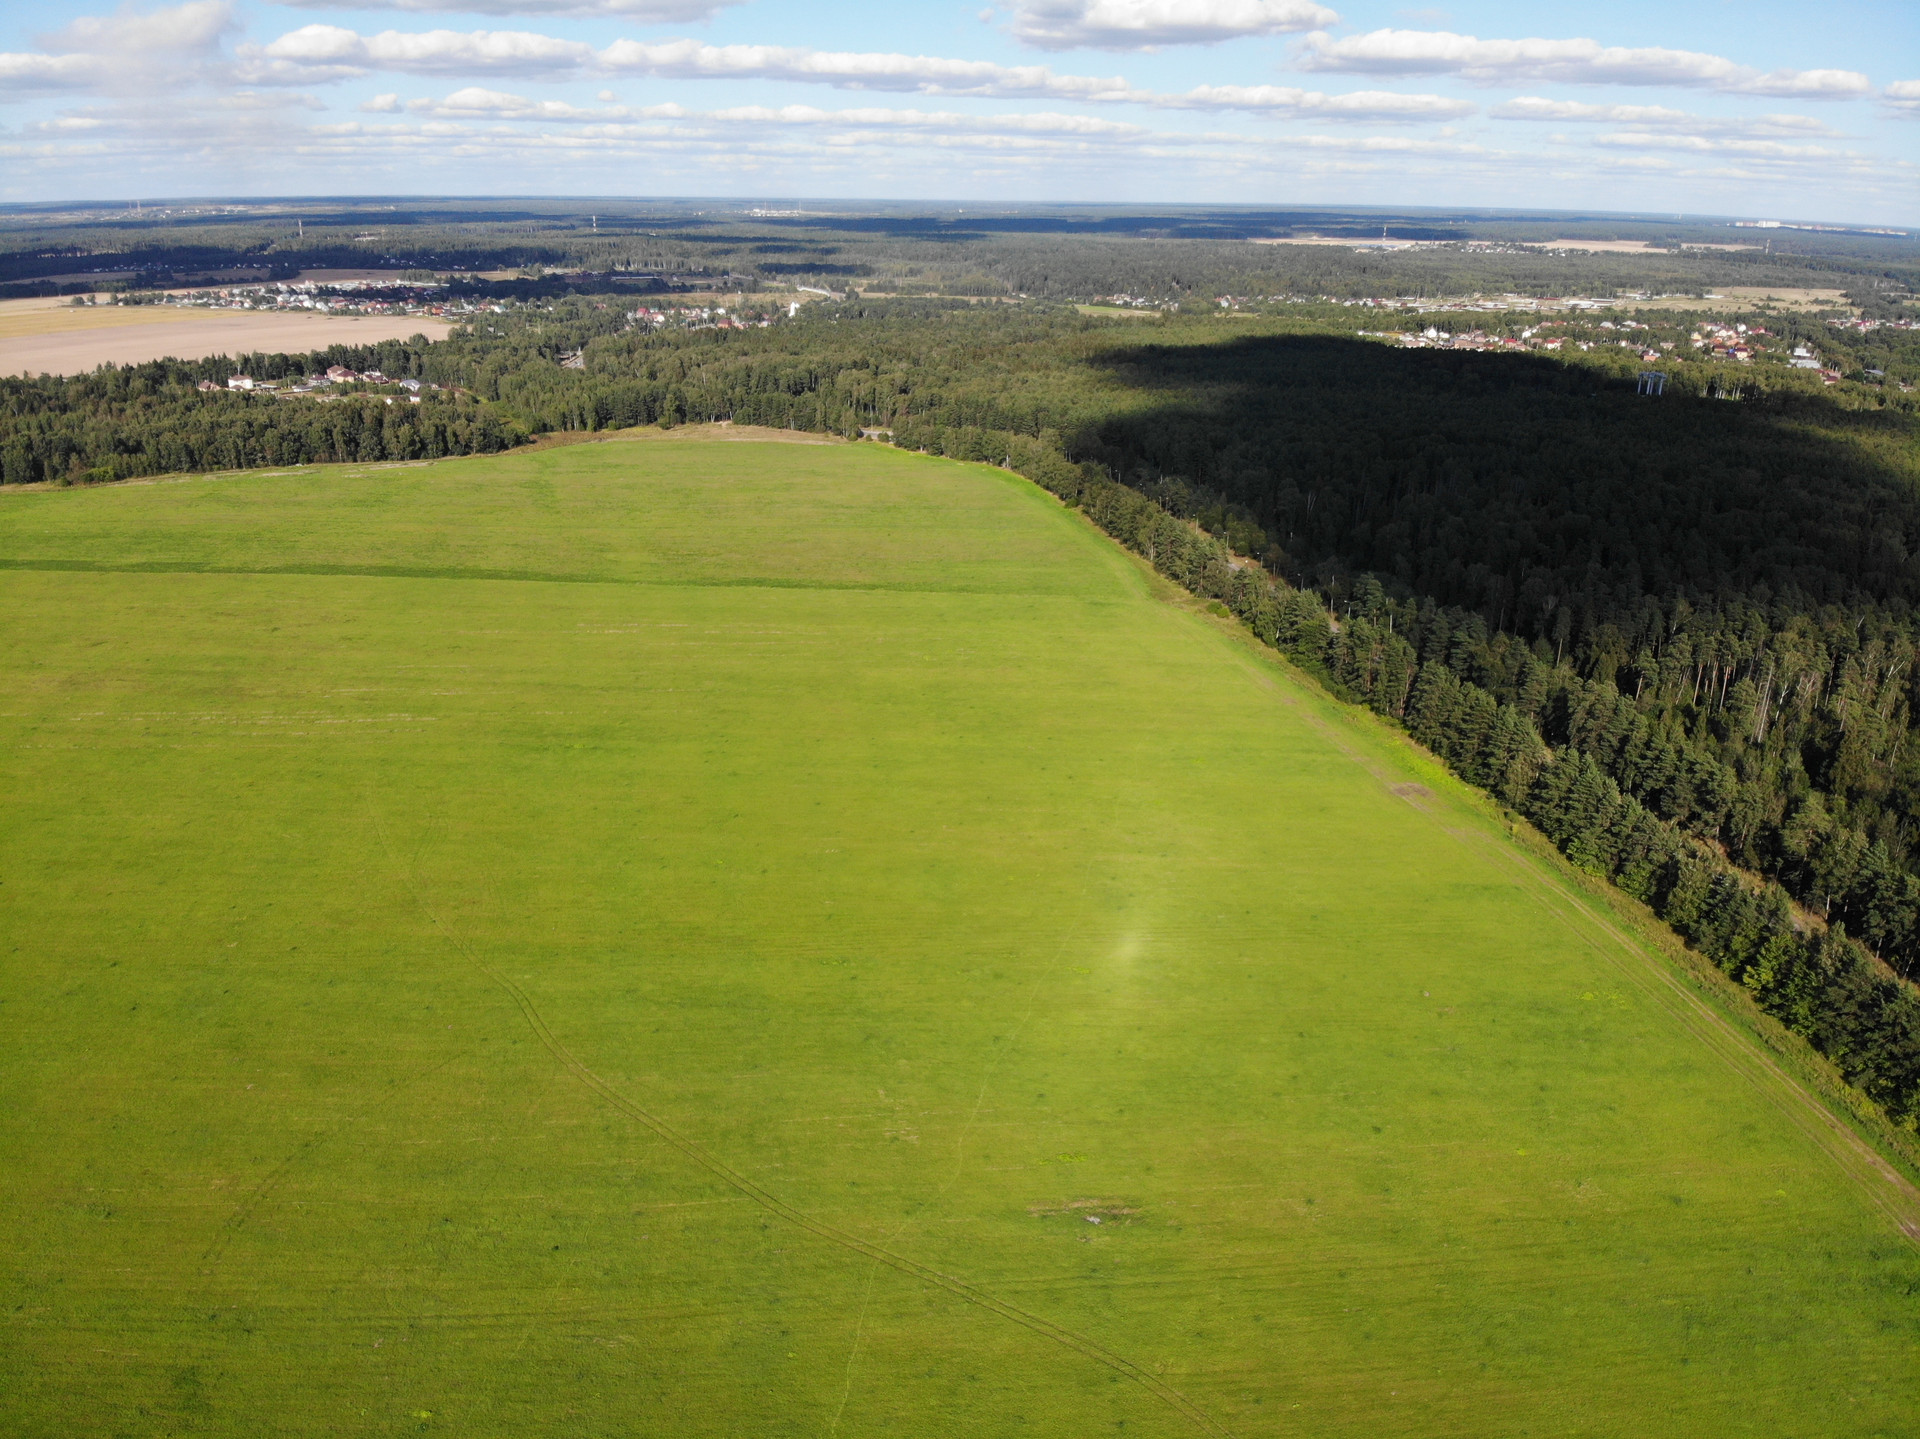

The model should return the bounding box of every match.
[0,556,1069,599]
[367,806,1234,1439]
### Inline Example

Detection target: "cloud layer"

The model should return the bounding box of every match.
[1491,97,1839,138]
[0,1,1911,222]
[1,0,235,98]
[247,26,1470,118]
[45,0,237,56]
[251,26,1149,96]
[1295,29,1872,98]
[383,79,1470,124]
[1009,0,1336,51]
[399,87,1177,142]
[1160,85,1468,119]
[253,23,595,80]
[0,52,103,95]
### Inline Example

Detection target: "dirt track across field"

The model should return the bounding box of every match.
[0,297,454,375]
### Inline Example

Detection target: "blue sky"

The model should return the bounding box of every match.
[2,0,1915,221]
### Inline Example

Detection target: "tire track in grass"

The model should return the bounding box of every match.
[201,1130,336,1270]
[1227,650,1920,1244]
[200,1053,462,1270]
[829,900,1099,1430]
[368,805,1234,1439]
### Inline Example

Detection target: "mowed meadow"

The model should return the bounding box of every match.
[2,439,1917,1438]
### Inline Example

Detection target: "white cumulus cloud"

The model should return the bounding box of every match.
[243,25,1465,118]
[392,87,1179,140]
[250,27,1141,97]
[698,103,1162,140]
[1164,83,1469,118]
[42,0,237,57]
[2,0,238,99]
[1010,0,1337,51]
[1590,132,1849,162]
[405,83,649,118]
[380,85,1479,146]
[0,52,104,96]
[1887,79,1920,117]
[257,23,591,75]
[593,37,1139,99]
[1294,28,1872,98]
[1491,97,1838,137]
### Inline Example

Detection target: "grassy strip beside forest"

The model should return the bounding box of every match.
[989,438,1920,1135]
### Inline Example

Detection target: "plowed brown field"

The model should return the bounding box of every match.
[0,297,454,375]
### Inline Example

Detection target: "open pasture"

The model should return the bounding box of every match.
[2,441,1917,1438]
[0,296,453,375]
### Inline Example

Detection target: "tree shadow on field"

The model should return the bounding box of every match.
[1069,331,1920,625]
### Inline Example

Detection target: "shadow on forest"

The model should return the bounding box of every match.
[1071,331,1920,625]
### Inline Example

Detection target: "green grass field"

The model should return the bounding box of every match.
[3,438,1917,1438]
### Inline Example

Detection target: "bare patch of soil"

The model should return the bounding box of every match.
[0,303,453,376]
